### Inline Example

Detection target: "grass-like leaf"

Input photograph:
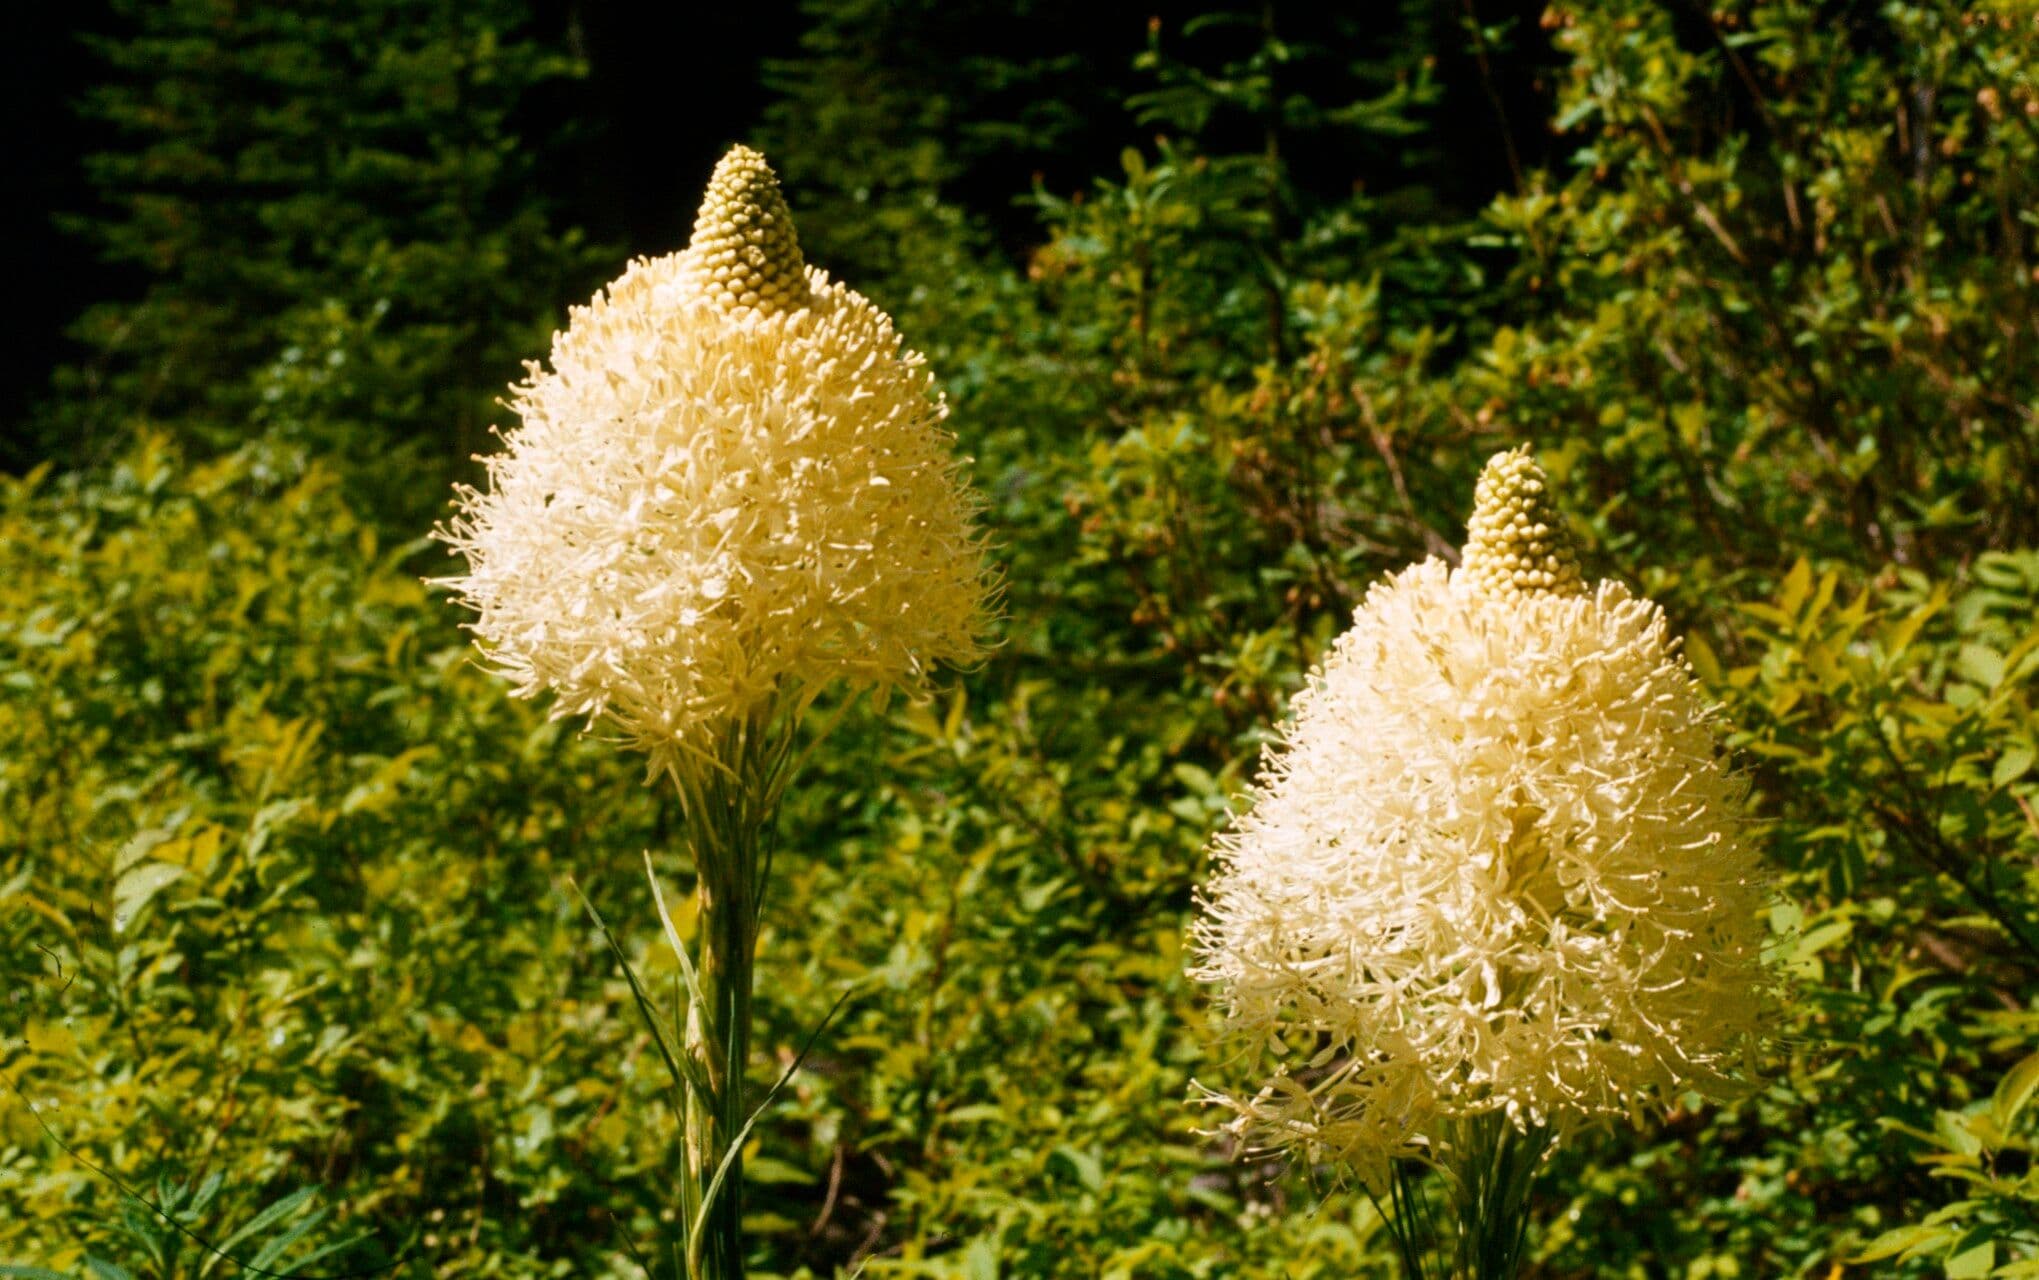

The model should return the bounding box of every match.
[571,876,712,1110]
[685,984,856,1279]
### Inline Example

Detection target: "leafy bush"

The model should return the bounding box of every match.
[0,439,671,1275]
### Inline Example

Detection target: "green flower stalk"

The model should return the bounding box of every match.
[1191,448,1777,1278]
[436,145,993,1278]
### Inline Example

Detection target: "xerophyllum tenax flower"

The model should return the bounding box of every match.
[435,145,991,776]
[432,146,992,1280]
[1191,447,1776,1197]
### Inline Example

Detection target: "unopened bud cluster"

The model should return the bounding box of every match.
[680,145,813,316]
[1459,446,1584,597]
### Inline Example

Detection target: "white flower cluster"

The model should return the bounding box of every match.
[436,147,990,771]
[1191,448,1773,1188]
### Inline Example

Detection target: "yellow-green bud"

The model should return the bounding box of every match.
[682,144,811,316]
[1459,447,1584,598]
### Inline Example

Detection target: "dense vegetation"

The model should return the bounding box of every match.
[6,1,2039,1276]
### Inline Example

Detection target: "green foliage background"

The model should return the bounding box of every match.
[7,1,2039,1276]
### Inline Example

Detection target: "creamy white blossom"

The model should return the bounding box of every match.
[1191,448,1774,1188]
[435,146,991,770]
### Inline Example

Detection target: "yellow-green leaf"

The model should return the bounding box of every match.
[1945,1240,1993,1279]
[1993,1051,2039,1128]
[112,861,183,929]
[1995,743,2036,790]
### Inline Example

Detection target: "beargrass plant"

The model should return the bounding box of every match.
[1191,449,1780,1278]
[435,145,993,1279]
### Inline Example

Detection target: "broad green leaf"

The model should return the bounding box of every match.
[1993,743,2035,789]
[1881,594,1943,660]
[1955,644,2006,690]
[1944,1240,1993,1278]
[1993,1051,2039,1128]
[962,1237,1000,1280]
[1050,1144,1105,1192]
[1684,630,1723,684]
[1933,1108,1985,1157]
[1855,1224,1947,1262]
[1777,557,1813,618]
[111,861,183,928]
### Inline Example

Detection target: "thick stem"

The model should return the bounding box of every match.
[673,710,788,1280]
[1441,1112,1552,1280]
[686,869,755,1278]
[1371,1113,1552,1280]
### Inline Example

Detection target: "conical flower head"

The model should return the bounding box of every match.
[435,145,993,773]
[1190,448,1775,1188]
[680,145,812,316]
[1460,446,1584,598]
